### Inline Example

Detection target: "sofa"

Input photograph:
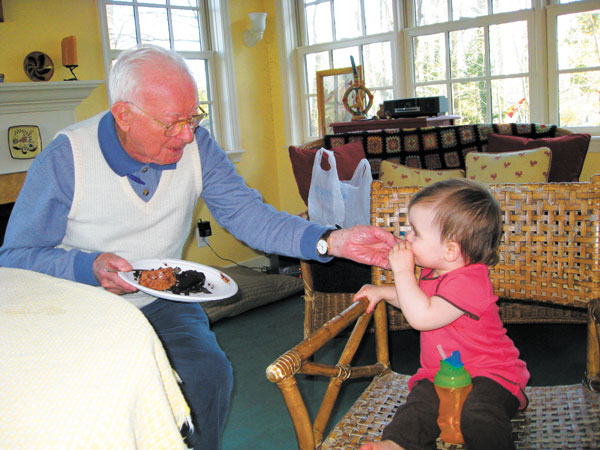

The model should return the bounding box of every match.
[288,122,592,336]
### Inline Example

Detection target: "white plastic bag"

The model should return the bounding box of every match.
[308,148,372,228]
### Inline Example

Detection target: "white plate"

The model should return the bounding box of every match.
[119,259,238,303]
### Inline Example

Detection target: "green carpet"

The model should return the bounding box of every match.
[212,294,587,449]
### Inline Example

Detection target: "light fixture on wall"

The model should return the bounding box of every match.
[243,12,267,47]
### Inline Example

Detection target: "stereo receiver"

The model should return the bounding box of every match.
[384,96,448,118]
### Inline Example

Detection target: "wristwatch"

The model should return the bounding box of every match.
[316,228,336,257]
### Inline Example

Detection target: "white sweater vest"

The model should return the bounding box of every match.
[59,112,203,264]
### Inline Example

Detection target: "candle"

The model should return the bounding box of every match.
[61,36,78,66]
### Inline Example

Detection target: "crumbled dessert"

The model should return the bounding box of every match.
[135,265,211,296]
[138,267,176,291]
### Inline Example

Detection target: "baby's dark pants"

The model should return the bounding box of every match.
[381,377,520,450]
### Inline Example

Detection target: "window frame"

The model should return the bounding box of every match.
[96,0,244,161]
[279,0,599,145]
[404,7,539,125]
[546,0,599,134]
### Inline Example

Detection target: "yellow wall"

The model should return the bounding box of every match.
[0,0,108,116]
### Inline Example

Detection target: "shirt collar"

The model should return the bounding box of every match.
[98,111,177,176]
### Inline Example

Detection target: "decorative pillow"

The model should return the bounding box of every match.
[289,141,366,205]
[379,160,465,187]
[466,148,552,184]
[487,133,590,182]
[200,265,303,323]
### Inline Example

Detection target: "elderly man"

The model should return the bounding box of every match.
[0,45,396,449]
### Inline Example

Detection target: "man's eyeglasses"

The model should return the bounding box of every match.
[128,102,207,137]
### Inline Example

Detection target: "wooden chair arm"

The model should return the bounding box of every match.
[266,298,389,450]
[266,299,370,383]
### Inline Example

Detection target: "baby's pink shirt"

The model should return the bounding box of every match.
[408,264,530,409]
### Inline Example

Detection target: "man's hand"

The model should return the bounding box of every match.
[327,225,400,269]
[93,253,138,295]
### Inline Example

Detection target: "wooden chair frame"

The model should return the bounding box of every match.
[268,177,600,449]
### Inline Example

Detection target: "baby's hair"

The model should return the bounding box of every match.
[409,178,502,266]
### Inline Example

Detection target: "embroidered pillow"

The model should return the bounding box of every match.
[466,148,552,184]
[486,133,590,182]
[379,160,465,187]
[289,141,366,205]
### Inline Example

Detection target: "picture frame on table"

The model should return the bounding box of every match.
[316,66,363,137]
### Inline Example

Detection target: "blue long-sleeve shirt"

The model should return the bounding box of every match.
[0,111,330,285]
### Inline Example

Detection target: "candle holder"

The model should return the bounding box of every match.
[64,64,78,81]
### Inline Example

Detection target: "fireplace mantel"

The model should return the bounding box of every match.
[0,81,103,113]
[0,80,103,203]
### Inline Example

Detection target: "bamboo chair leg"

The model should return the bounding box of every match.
[313,311,373,443]
[274,374,316,450]
[586,298,600,392]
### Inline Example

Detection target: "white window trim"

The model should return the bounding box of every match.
[546,0,599,134]
[96,0,244,162]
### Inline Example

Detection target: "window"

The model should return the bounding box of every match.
[548,2,599,128]
[281,0,599,141]
[97,0,243,158]
[407,0,534,125]
[296,0,398,136]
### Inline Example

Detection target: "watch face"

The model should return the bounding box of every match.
[317,239,328,255]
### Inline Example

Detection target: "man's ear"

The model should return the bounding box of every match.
[111,102,132,133]
[444,241,462,262]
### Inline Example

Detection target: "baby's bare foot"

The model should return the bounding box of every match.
[359,440,404,450]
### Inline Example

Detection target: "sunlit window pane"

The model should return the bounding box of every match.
[452,81,486,124]
[363,42,392,89]
[450,27,484,79]
[490,21,528,76]
[492,0,530,14]
[452,0,487,20]
[414,0,448,26]
[491,77,529,123]
[413,33,446,82]
[138,7,170,48]
[559,71,600,127]
[306,3,333,45]
[106,5,137,50]
[172,9,201,51]
[332,47,360,70]
[371,88,394,116]
[306,52,330,94]
[416,84,448,99]
[140,0,166,4]
[186,59,209,100]
[308,96,320,136]
[334,0,362,40]
[364,0,393,34]
[557,10,600,70]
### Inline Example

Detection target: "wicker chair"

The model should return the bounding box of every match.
[267,177,600,449]
[300,127,589,338]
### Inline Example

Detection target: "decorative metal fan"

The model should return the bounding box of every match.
[23,51,54,82]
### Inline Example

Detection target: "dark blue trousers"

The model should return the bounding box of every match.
[142,300,233,450]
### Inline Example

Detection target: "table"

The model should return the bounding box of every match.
[329,115,460,133]
[0,268,191,448]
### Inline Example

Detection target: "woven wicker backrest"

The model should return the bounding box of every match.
[371,176,600,308]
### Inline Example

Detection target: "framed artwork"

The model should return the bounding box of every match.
[316,66,363,136]
[0,0,3,22]
[8,125,42,160]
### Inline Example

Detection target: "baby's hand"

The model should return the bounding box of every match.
[389,240,415,275]
[353,284,385,314]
